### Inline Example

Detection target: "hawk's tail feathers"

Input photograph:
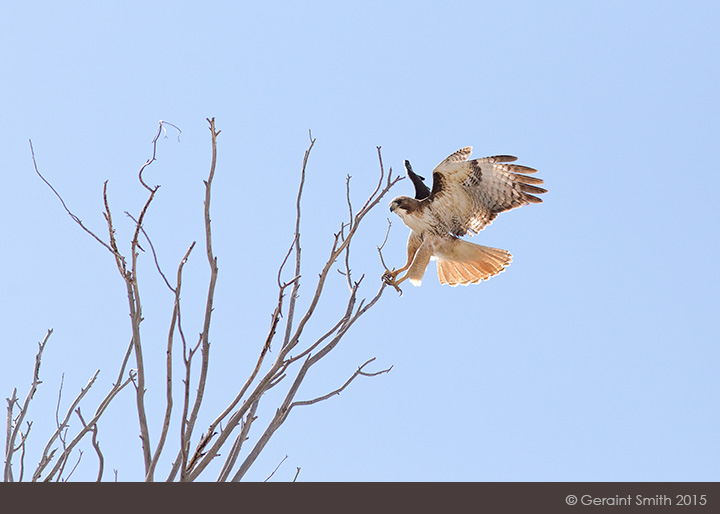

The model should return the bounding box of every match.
[435,240,512,287]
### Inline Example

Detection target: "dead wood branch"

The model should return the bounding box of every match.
[21,122,402,482]
[182,140,401,482]
[4,329,52,482]
[177,118,221,481]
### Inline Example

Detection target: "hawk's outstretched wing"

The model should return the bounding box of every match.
[428,146,546,236]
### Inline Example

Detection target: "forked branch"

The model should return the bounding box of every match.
[20,122,402,482]
[185,144,401,482]
[4,329,52,482]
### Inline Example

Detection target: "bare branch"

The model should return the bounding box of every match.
[230,281,392,482]
[123,121,181,475]
[62,450,83,482]
[126,211,175,292]
[5,388,18,480]
[233,272,392,481]
[290,358,392,408]
[15,422,31,482]
[177,338,195,479]
[281,131,316,350]
[284,313,348,367]
[377,218,393,270]
[53,374,65,445]
[26,126,404,483]
[138,120,181,192]
[30,141,118,257]
[278,234,298,289]
[146,241,195,482]
[264,455,288,482]
[113,338,135,388]
[179,118,221,481]
[39,338,135,480]
[268,373,286,389]
[184,428,215,475]
[40,370,134,482]
[342,175,354,289]
[33,369,100,482]
[4,329,52,482]
[185,272,297,477]
[185,144,401,482]
[217,400,259,482]
[91,426,103,482]
[281,149,401,357]
[101,182,129,277]
[76,409,104,482]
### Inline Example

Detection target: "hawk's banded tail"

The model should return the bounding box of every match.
[435,239,512,287]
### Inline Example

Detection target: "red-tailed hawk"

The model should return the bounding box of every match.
[383,147,546,287]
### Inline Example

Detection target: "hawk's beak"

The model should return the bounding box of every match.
[389,204,396,213]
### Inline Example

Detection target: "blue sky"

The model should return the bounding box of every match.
[2,0,719,481]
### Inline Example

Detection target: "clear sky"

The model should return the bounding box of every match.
[2,0,719,481]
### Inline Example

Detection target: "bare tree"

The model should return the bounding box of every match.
[4,119,403,481]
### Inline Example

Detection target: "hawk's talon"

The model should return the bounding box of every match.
[381,268,398,283]
[387,147,545,288]
[381,269,404,296]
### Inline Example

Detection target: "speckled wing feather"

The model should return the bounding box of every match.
[438,146,473,164]
[428,147,546,236]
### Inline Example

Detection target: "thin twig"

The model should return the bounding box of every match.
[126,211,175,292]
[130,195,157,472]
[229,158,399,482]
[282,172,401,356]
[30,142,118,256]
[90,426,103,482]
[34,369,100,482]
[15,422,31,482]
[377,218,393,271]
[186,272,297,477]
[102,182,128,275]
[179,118,220,481]
[342,175,354,289]
[278,234,298,289]
[5,388,17,479]
[76,409,104,482]
[264,455,288,482]
[217,400,259,482]
[54,374,64,442]
[62,450,83,482]
[184,137,313,472]
[146,241,195,482]
[186,144,401,482]
[4,329,52,482]
[138,120,180,192]
[126,121,180,474]
[291,358,392,407]
[40,370,134,482]
[281,131,316,350]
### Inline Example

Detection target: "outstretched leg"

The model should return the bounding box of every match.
[384,235,433,288]
[382,232,422,286]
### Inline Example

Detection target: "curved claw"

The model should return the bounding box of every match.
[382,268,399,284]
[381,269,404,296]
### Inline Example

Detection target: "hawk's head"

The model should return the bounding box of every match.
[389,196,428,234]
[389,196,418,215]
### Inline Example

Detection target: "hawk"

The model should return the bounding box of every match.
[383,147,546,288]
